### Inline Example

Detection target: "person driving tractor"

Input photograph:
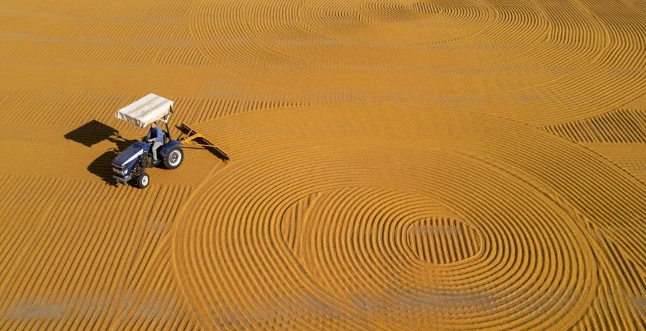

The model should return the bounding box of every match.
[145,122,164,162]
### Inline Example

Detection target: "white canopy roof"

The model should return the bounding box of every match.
[114,93,174,128]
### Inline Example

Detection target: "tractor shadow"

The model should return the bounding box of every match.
[65,120,138,185]
[87,150,120,184]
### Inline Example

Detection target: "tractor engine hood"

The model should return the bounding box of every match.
[112,141,147,168]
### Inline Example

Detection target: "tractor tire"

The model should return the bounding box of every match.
[136,172,150,189]
[164,146,184,170]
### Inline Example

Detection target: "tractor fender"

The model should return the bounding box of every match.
[159,140,182,158]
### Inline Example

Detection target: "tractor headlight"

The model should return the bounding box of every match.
[113,168,127,176]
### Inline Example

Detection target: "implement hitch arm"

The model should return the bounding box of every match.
[177,123,231,161]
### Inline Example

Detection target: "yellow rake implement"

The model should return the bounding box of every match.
[177,123,231,161]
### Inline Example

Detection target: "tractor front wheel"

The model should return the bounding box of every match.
[164,146,184,170]
[136,172,150,189]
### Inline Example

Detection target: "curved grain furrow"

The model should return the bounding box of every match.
[0,90,135,128]
[478,0,636,123]
[0,173,192,329]
[474,124,646,272]
[189,104,646,330]
[2,0,646,329]
[469,0,547,64]
[166,104,628,327]
[156,44,212,68]
[543,109,646,143]
[175,150,588,330]
[182,0,646,122]
[110,229,202,330]
[0,90,302,131]
[406,218,480,264]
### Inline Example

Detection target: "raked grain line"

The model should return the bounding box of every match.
[0,176,192,330]
[305,189,420,297]
[258,0,327,67]
[173,144,596,329]
[190,0,268,72]
[219,0,331,88]
[190,0,325,102]
[47,0,165,21]
[0,90,136,129]
[464,1,548,67]
[429,2,553,91]
[300,187,516,326]
[540,0,598,48]
[182,104,646,328]
[590,0,646,74]
[59,1,192,40]
[0,176,97,327]
[432,0,495,43]
[543,109,646,143]
[190,0,493,91]
[570,1,646,93]
[59,184,161,330]
[571,230,646,330]
[197,0,404,91]
[296,0,492,43]
[357,0,434,23]
[406,218,480,264]
[279,193,320,257]
[110,229,202,331]
[473,114,646,276]
[513,0,601,69]
[296,0,363,41]
[600,238,646,321]
[16,30,165,66]
[482,0,627,123]
[0,175,64,299]
[176,128,568,328]
[3,1,194,66]
[174,97,304,124]
[624,0,646,15]
[412,0,494,43]
[412,154,593,329]
[155,43,212,68]
[438,1,493,31]
[583,0,646,90]
[302,188,439,277]
[451,0,643,124]
[442,0,644,126]
[0,89,301,133]
[187,0,646,123]
[486,111,646,220]
[174,154,377,329]
[122,185,192,288]
[54,184,189,331]
[2,1,646,329]
[614,159,646,184]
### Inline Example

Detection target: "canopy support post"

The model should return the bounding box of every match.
[165,106,172,141]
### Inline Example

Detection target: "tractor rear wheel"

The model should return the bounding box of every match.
[164,146,184,170]
[136,172,150,189]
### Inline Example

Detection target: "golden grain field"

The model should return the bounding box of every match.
[1,0,646,329]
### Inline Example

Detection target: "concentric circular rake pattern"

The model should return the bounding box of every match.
[190,0,646,124]
[406,217,481,264]
[2,0,646,329]
[296,0,492,45]
[172,104,646,329]
[356,0,442,20]
[281,192,482,265]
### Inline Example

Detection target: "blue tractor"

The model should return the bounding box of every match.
[111,94,229,188]
[111,139,184,188]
